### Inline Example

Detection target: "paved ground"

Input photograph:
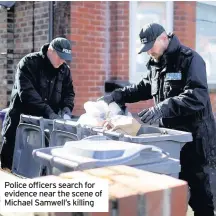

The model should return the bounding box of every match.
[0,210,193,216]
[0,206,194,216]
[0,206,215,216]
[0,209,194,216]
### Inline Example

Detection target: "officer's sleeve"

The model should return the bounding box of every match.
[17,59,56,118]
[157,54,208,118]
[61,67,75,112]
[112,72,153,104]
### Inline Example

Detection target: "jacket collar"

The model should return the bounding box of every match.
[147,33,181,70]
[40,43,49,59]
[163,33,181,57]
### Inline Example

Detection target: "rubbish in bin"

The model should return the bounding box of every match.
[78,101,107,127]
[77,101,131,127]
[103,115,141,136]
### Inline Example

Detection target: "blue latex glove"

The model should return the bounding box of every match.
[58,107,72,118]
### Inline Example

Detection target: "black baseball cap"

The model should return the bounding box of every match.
[138,23,165,54]
[50,37,72,61]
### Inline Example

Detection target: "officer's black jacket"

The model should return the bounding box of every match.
[2,43,75,138]
[112,33,216,211]
[112,34,215,132]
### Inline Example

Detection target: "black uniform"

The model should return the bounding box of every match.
[1,43,75,169]
[111,34,216,215]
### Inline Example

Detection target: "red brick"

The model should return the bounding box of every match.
[174,2,196,48]
[47,166,188,216]
[5,1,216,118]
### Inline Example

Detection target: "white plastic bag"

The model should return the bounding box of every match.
[77,100,132,127]
[77,113,105,127]
[84,101,108,119]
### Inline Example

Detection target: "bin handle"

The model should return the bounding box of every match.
[52,146,155,169]
[93,145,170,165]
[91,127,123,138]
[33,145,170,171]
[90,126,104,133]
[51,157,79,170]
[83,135,169,157]
[91,149,146,167]
[103,130,124,138]
[33,150,53,161]
[51,150,142,170]
[82,135,111,141]
[20,114,43,126]
[150,146,170,158]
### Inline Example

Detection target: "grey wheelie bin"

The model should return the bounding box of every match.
[51,120,97,141]
[11,116,84,178]
[12,115,49,178]
[49,119,81,147]
[89,125,193,160]
[32,136,180,177]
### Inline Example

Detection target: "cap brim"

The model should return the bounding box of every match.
[138,40,155,54]
[56,50,72,61]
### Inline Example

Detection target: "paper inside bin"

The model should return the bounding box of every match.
[104,115,141,136]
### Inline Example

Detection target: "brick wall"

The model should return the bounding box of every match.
[109,1,154,115]
[33,2,49,50]
[11,1,50,106]
[70,1,108,115]
[70,1,216,115]
[1,1,71,107]
[109,2,129,80]
[53,1,71,38]
[6,7,15,104]
[174,1,196,48]
[69,1,154,116]
[0,1,71,108]
[14,1,49,55]
[173,1,216,115]
[0,1,215,117]
[210,94,216,116]
[0,7,9,109]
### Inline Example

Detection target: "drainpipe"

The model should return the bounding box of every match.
[49,1,54,42]
[31,1,35,52]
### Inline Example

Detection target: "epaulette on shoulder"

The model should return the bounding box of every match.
[181,47,192,56]
[146,58,152,69]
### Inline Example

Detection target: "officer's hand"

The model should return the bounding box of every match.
[97,94,114,105]
[49,113,61,120]
[138,106,163,125]
[59,107,72,118]
[63,114,71,120]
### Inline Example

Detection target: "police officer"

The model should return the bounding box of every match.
[1,37,75,170]
[100,23,216,216]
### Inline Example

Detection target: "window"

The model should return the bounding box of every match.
[196,2,216,86]
[129,1,173,84]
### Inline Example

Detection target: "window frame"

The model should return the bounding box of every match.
[196,1,216,88]
[129,1,174,84]
[198,1,216,7]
